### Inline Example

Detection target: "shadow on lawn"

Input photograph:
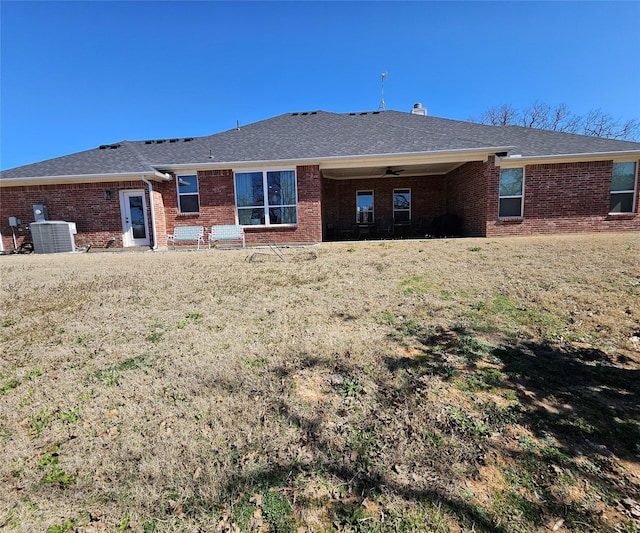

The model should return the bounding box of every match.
[221,327,639,531]
[493,340,640,460]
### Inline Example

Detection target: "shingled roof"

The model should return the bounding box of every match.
[2,110,639,181]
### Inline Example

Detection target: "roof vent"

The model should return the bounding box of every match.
[410,103,427,116]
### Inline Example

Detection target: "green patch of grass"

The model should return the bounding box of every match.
[339,377,364,397]
[245,356,269,368]
[458,335,493,363]
[504,466,536,491]
[518,434,538,452]
[59,407,81,425]
[232,495,255,531]
[116,513,131,531]
[74,333,90,345]
[491,489,542,532]
[378,309,397,325]
[556,412,597,435]
[399,275,435,295]
[87,354,153,386]
[0,378,20,396]
[1,369,43,397]
[145,331,164,343]
[422,430,444,448]
[177,312,203,329]
[540,444,571,465]
[47,519,75,533]
[28,409,51,437]
[24,368,43,380]
[261,491,294,533]
[332,502,369,531]
[43,466,75,488]
[233,491,294,533]
[425,363,460,380]
[480,401,523,430]
[446,407,490,438]
[39,447,75,489]
[458,368,505,392]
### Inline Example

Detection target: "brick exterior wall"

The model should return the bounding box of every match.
[0,181,152,250]
[1,158,637,250]
[445,160,492,237]
[486,159,640,236]
[0,165,323,251]
[158,165,322,247]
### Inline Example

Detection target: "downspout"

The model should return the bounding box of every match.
[141,175,158,250]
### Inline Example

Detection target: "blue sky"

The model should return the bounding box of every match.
[1,1,639,170]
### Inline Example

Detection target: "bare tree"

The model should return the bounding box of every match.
[583,109,640,140]
[473,102,639,140]
[478,104,517,126]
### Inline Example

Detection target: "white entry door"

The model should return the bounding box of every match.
[120,190,150,247]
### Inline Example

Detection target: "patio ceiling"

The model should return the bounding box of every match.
[321,161,464,180]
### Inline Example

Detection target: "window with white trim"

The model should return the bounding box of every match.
[499,168,524,217]
[393,189,411,223]
[177,174,200,213]
[610,162,637,214]
[356,190,374,223]
[235,170,297,225]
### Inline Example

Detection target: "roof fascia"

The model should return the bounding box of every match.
[497,150,640,168]
[0,171,171,187]
[156,146,516,173]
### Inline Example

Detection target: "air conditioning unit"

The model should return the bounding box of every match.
[30,221,77,254]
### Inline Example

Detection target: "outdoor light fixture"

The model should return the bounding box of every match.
[104,190,112,200]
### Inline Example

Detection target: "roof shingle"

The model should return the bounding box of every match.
[2,110,639,180]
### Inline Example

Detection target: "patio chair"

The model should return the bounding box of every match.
[410,217,429,238]
[339,223,355,240]
[377,219,394,239]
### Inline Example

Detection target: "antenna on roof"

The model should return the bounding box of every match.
[378,72,387,111]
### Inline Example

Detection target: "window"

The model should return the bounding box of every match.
[393,189,411,222]
[235,170,297,225]
[499,168,524,217]
[610,162,637,214]
[177,175,200,213]
[356,191,374,223]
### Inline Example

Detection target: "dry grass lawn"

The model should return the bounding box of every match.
[1,233,639,532]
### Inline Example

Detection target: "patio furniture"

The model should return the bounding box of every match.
[393,220,411,238]
[208,225,246,248]
[376,219,394,239]
[167,225,205,250]
[357,223,374,239]
[339,224,356,240]
[410,217,430,238]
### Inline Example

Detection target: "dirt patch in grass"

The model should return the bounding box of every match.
[1,233,639,532]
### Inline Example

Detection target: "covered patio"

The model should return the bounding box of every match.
[319,151,499,241]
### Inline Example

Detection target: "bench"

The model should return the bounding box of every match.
[167,225,205,250]
[209,225,245,248]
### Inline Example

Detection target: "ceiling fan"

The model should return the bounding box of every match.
[382,166,405,177]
